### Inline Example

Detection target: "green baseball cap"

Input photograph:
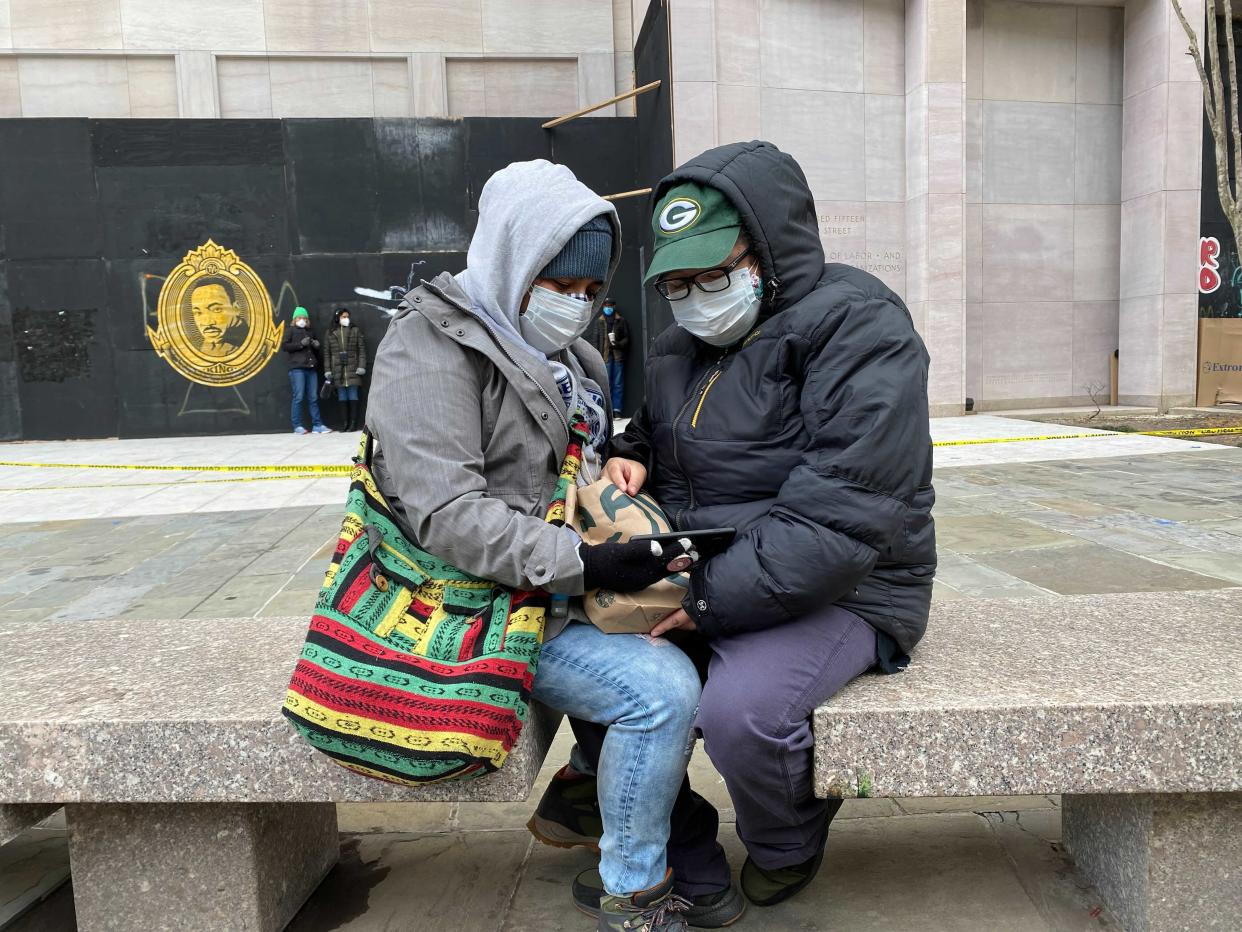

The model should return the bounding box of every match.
[644,182,743,284]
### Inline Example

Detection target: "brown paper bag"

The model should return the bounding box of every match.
[570,478,690,634]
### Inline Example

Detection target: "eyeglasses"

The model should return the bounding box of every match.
[655,250,753,301]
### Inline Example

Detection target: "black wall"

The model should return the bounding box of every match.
[634,0,677,356]
[0,115,648,440]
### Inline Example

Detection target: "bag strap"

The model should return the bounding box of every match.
[544,412,592,528]
[355,430,375,469]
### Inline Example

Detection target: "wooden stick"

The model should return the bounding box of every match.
[542,80,662,129]
[602,187,653,202]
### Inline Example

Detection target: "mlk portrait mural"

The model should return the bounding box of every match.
[146,240,282,385]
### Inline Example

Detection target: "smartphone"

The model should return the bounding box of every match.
[632,528,737,571]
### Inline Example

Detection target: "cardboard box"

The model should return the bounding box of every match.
[1197,318,1242,406]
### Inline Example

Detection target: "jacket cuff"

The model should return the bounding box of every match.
[683,570,723,638]
[529,526,586,596]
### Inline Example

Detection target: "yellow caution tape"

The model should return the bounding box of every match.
[0,428,1237,474]
[933,426,1242,447]
[0,460,352,474]
[1137,426,1242,438]
[934,432,1104,446]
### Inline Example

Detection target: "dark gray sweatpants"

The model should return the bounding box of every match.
[571,603,879,895]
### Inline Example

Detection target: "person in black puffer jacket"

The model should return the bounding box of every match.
[533,141,936,918]
[281,306,332,434]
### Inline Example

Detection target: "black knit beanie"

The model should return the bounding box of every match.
[540,215,613,281]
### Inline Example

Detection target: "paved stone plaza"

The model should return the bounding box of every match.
[2,415,1240,929]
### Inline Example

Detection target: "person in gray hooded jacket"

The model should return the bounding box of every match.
[366,160,700,932]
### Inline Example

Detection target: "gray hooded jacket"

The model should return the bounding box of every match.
[366,161,620,632]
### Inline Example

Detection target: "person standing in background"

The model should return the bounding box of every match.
[325,307,368,432]
[282,306,332,435]
[591,298,630,412]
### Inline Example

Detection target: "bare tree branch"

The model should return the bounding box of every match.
[1173,0,1219,121]
[1207,2,1236,221]
[1205,1,1239,223]
[1222,0,1242,210]
[1171,0,1242,250]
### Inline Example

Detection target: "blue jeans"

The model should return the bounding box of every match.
[532,621,701,896]
[288,368,324,430]
[336,385,359,402]
[606,358,625,413]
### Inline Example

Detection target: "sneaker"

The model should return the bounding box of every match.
[526,765,602,851]
[575,869,745,929]
[739,800,842,907]
[312,424,334,434]
[293,426,308,435]
[596,869,689,932]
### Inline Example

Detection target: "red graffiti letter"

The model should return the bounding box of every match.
[1200,236,1222,293]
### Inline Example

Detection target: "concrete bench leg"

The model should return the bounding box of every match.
[65,803,338,932]
[1062,792,1242,932]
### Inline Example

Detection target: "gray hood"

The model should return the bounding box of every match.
[454,159,621,359]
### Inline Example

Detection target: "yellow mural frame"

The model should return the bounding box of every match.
[147,240,279,387]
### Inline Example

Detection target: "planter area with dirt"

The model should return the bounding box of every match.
[1012,410,1242,447]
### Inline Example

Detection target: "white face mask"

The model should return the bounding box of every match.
[295,318,308,328]
[674,265,763,347]
[521,285,594,354]
[340,318,350,327]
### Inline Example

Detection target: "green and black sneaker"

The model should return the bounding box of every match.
[594,869,690,932]
[574,868,746,928]
[526,765,603,851]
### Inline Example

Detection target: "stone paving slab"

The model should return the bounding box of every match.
[276,806,1114,932]
[934,514,1081,553]
[979,542,1234,594]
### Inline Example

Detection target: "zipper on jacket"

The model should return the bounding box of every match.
[690,371,723,428]
[419,279,570,436]
[671,358,723,520]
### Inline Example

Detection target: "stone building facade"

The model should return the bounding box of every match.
[0,0,1207,412]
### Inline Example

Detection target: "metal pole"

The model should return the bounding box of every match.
[602,187,654,201]
[542,80,662,129]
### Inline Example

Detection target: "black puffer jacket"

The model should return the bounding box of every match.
[613,141,936,652]
[281,325,321,369]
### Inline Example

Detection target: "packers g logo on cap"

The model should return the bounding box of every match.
[658,198,702,235]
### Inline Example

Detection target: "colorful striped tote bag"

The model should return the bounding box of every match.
[283,417,590,785]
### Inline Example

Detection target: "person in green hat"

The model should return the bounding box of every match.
[531,142,936,920]
[281,306,332,434]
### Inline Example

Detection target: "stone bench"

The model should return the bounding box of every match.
[813,588,1242,932]
[0,616,561,932]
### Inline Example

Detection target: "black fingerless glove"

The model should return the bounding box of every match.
[580,539,693,593]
